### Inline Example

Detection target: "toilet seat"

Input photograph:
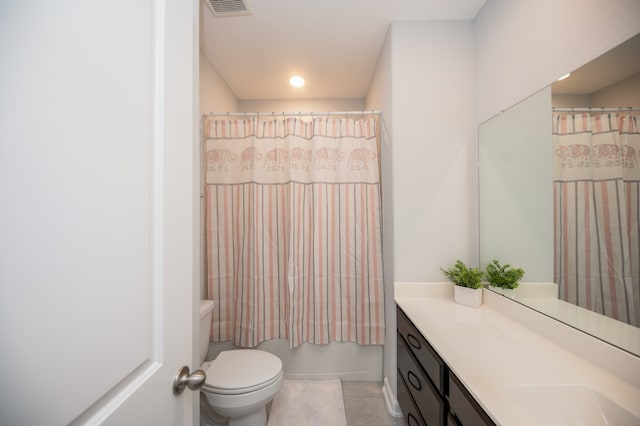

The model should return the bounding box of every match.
[202,371,283,395]
[202,349,283,395]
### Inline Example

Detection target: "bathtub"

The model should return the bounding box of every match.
[207,340,383,381]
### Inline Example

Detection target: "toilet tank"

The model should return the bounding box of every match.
[199,300,215,364]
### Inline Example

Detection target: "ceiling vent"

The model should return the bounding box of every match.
[204,0,251,17]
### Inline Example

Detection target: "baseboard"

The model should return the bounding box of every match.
[382,376,402,418]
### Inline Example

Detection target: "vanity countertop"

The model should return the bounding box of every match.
[395,282,640,426]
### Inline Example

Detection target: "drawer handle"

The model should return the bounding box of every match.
[407,371,422,391]
[407,413,420,426]
[407,333,421,350]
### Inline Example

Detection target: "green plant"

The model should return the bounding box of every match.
[485,259,525,289]
[440,260,483,289]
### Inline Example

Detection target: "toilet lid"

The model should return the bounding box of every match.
[203,350,282,394]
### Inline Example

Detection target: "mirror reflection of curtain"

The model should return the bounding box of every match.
[203,116,385,348]
[553,113,640,326]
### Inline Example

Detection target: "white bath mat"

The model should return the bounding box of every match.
[267,379,347,426]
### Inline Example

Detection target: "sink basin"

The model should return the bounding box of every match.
[502,384,639,425]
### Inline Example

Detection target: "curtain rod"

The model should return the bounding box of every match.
[552,107,640,112]
[204,110,382,118]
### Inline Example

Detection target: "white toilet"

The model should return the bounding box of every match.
[199,300,283,426]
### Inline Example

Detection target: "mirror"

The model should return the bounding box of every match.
[479,34,640,357]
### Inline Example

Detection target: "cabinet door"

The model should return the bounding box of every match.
[398,334,446,426]
[397,307,447,394]
[398,369,427,426]
[448,373,496,426]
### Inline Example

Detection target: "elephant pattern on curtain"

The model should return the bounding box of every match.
[553,112,640,326]
[204,116,385,348]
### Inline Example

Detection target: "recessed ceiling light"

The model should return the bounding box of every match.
[558,73,571,81]
[290,75,305,88]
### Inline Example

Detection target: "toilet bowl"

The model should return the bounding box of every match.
[201,350,283,426]
[199,300,283,426]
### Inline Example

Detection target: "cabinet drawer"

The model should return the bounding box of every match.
[448,373,495,426]
[398,333,446,426]
[397,369,426,426]
[397,306,446,394]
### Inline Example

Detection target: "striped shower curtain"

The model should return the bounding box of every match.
[553,113,640,326]
[204,116,384,348]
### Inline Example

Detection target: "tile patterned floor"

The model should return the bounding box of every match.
[266,380,404,426]
[341,382,405,426]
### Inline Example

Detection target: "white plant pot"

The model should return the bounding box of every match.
[489,284,502,295]
[502,287,518,299]
[488,285,518,299]
[454,285,483,308]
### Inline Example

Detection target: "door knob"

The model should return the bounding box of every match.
[172,366,206,395]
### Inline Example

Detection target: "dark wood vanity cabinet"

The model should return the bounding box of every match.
[397,333,445,425]
[397,306,496,426]
[447,372,495,426]
[396,366,427,426]
[397,305,446,425]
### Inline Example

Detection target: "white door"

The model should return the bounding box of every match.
[0,1,199,424]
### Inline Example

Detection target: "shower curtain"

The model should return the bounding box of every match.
[553,112,640,326]
[204,115,384,348]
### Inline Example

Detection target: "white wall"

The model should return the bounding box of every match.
[362,21,476,413]
[365,27,397,413]
[390,20,477,280]
[475,0,640,124]
[238,98,365,113]
[552,73,640,108]
[199,50,239,298]
[552,94,592,108]
[199,49,238,114]
[592,72,640,106]
[479,87,553,280]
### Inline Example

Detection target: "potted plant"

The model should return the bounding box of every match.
[441,260,484,308]
[485,259,525,298]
